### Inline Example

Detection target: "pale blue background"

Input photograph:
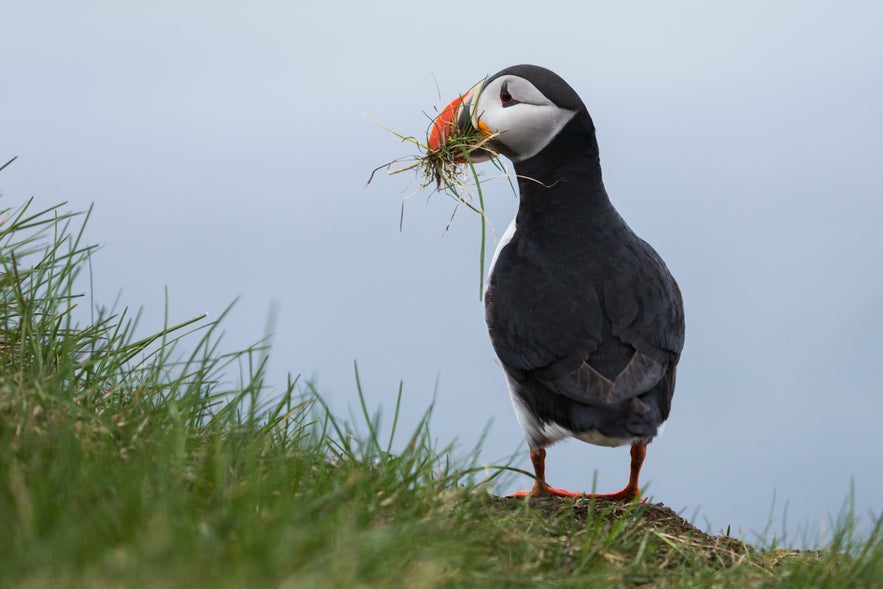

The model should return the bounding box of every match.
[3,1,882,545]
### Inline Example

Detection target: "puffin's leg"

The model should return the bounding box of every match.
[596,442,646,502]
[507,443,647,501]
[507,448,584,498]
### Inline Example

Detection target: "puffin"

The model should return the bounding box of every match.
[428,65,685,500]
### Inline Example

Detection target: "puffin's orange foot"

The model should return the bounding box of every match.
[590,487,644,503]
[506,489,532,498]
[506,484,586,499]
[507,485,643,502]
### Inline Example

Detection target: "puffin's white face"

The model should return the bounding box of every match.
[469,75,578,162]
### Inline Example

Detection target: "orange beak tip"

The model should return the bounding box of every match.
[428,93,470,151]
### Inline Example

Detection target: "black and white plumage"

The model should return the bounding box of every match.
[429,65,685,499]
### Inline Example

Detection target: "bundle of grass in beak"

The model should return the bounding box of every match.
[366,110,499,203]
[367,84,512,299]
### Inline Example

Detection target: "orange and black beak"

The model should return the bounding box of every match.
[427,80,494,161]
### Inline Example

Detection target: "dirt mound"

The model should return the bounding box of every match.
[490,495,755,567]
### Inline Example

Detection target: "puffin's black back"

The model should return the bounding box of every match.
[484,66,685,447]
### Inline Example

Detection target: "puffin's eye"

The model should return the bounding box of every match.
[500,82,518,107]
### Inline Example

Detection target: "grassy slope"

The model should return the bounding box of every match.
[1,194,880,587]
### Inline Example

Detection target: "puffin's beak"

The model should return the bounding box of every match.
[427,81,493,161]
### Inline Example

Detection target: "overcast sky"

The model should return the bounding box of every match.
[3,1,882,546]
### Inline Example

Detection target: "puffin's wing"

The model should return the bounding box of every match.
[563,241,684,407]
[604,240,686,364]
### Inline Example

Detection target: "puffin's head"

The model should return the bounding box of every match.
[428,64,587,164]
